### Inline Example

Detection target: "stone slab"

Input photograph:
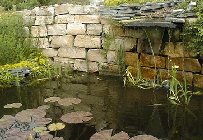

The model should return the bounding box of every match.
[55,15,75,23]
[87,24,103,35]
[31,26,47,37]
[87,49,106,63]
[107,51,117,64]
[50,35,74,48]
[42,48,58,57]
[141,67,157,80]
[75,15,100,23]
[47,24,67,35]
[74,35,101,48]
[67,23,86,35]
[125,52,138,66]
[193,74,203,88]
[33,38,49,48]
[109,37,136,51]
[35,16,53,25]
[140,53,166,69]
[58,47,86,59]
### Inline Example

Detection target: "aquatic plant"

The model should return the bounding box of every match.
[48,123,65,137]
[168,65,192,105]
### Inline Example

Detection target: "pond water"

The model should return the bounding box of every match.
[0,73,203,140]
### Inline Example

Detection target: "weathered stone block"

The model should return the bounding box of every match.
[54,57,75,65]
[140,53,166,69]
[22,9,36,16]
[47,24,67,35]
[87,49,106,63]
[158,69,170,80]
[84,5,99,14]
[125,52,138,66]
[127,65,138,77]
[124,28,145,38]
[31,26,47,37]
[74,35,101,48]
[193,74,203,88]
[23,16,35,25]
[67,23,86,35]
[33,38,49,48]
[107,51,117,64]
[99,63,120,76]
[166,57,201,72]
[69,5,86,15]
[55,15,74,24]
[163,42,197,57]
[87,24,103,35]
[109,37,136,51]
[42,48,58,57]
[74,59,98,72]
[35,16,54,25]
[141,67,157,80]
[202,65,203,74]
[75,15,100,23]
[58,47,86,59]
[33,6,54,16]
[55,4,72,15]
[109,25,125,37]
[50,35,74,48]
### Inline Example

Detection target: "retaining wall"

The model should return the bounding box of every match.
[21,3,203,88]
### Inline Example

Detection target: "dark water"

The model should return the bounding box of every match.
[0,73,203,140]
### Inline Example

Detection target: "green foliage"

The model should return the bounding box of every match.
[182,0,203,54]
[0,12,38,65]
[104,0,165,6]
[116,46,125,73]
[0,0,61,10]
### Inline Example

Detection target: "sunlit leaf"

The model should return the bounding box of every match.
[129,135,158,140]
[48,123,65,131]
[58,98,81,106]
[90,129,129,140]
[33,126,47,133]
[44,97,61,103]
[61,111,93,124]
[4,103,22,109]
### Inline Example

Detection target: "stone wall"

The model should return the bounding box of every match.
[21,3,203,88]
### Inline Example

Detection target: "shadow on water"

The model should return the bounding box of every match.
[0,73,203,140]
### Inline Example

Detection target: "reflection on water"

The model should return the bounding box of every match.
[0,73,203,140]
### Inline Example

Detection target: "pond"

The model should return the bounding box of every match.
[0,73,203,140]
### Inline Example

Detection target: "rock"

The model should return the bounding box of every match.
[35,16,54,25]
[140,53,166,69]
[33,38,49,48]
[107,51,117,64]
[47,24,67,35]
[23,16,35,25]
[87,24,103,35]
[99,63,120,76]
[54,57,75,66]
[75,15,100,23]
[50,35,74,48]
[58,47,86,59]
[55,4,72,15]
[69,5,86,15]
[125,52,138,66]
[166,57,201,72]
[127,65,138,77]
[165,17,185,23]
[109,37,136,51]
[33,6,54,16]
[9,68,31,77]
[42,48,58,58]
[67,23,86,35]
[141,67,157,80]
[87,49,106,63]
[193,74,203,88]
[31,26,47,37]
[74,35,101,48]
[55,15,75,23]
[74,59,99,72]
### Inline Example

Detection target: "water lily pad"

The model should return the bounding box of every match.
[37,105,50,110]
[44,97,61,103]
[90,129,129,140]
[129,135,158,140]
[33,126,47,133]
[61,111,93,123]
[4,103,22,109]
[48,123,65,131]
[0,115,16,129]
[15,108,46,123]
[58,98,81,106]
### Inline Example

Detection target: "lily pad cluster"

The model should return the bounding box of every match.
[90,129,158,140]
[0,105,64,140]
